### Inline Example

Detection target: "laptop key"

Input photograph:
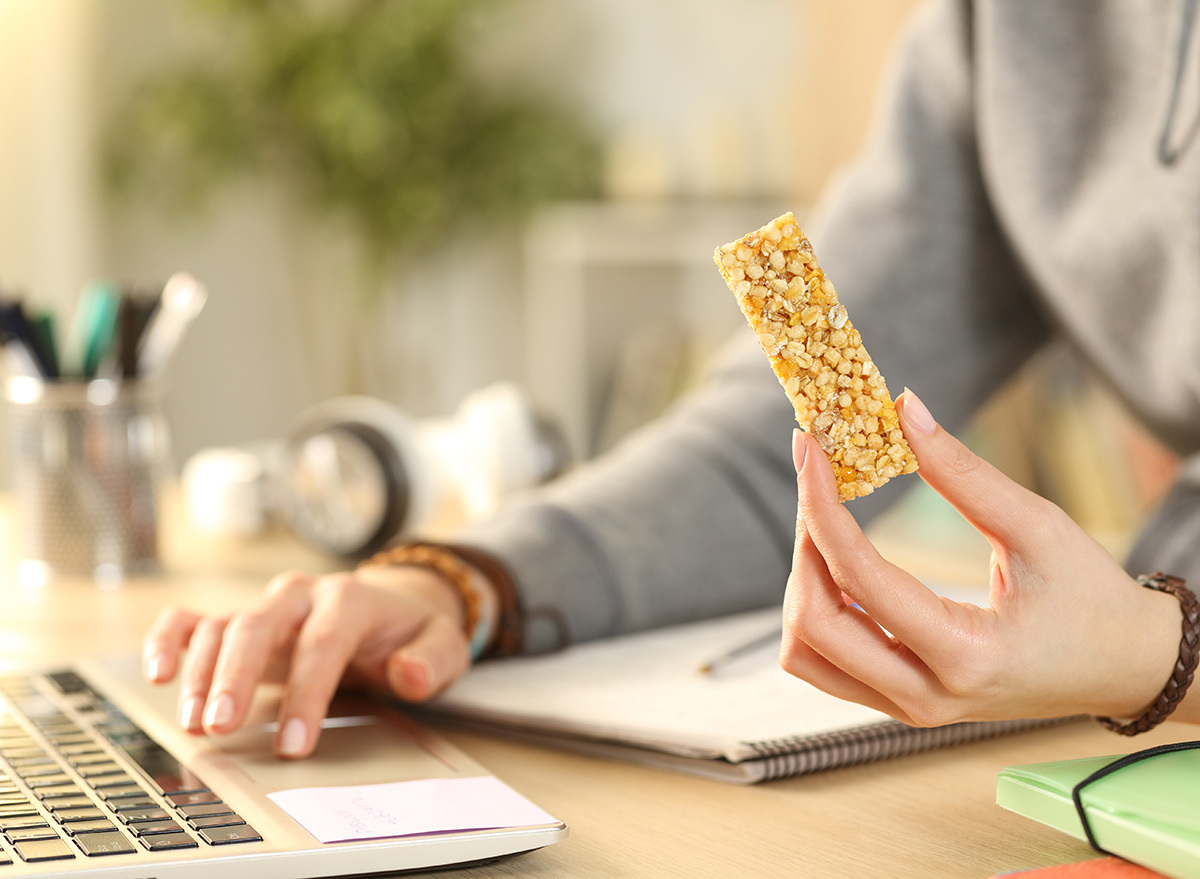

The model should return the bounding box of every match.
[0,805,39,818]
[76,762,125,779]
[13,836,75,862]
[128,819,184,836]
[198,823,262,845]
[92,784,145,800]
[0,747,46,761]
[117,808,171,824]
[54,808,108,823]
[140,831,198,851]
[58,742,104,756]
[178,802,234,819]
[46,670,89,695]
[5,825,59,842]
[188,814,245,830]
[39,723,83,738]
[35,785,85,799]
[168,789,220,806]
[151,771,209,796]
[0,816,52,831]
[74,831,137,856]
[13,765,66,780]
[63,819,120,835]
[45,796,96,811]
[45,733,93,746]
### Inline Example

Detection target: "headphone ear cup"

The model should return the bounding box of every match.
[280,420,409,558]
[277,396,434,558]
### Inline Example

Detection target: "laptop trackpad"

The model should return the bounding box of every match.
[211,689,462,793]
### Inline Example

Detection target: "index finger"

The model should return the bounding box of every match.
[896,390,1052,550]
[143,606,205,684]
[273,573,419,758]
[793,428,966,662]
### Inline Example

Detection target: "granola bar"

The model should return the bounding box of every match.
[714,212,918,501]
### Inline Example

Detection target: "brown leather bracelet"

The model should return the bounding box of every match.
[1095,573,1200,736]
[357,542,484,649]
[357,541,525,661]
[443,543,526,659]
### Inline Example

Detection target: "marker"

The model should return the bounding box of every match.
[63,280,120,377]
[0,299,49,379]
[27,310,60,379]
[136,272,207,378]
[81,283,122,377]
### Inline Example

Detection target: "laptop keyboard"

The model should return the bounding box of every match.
[0,670,262,866]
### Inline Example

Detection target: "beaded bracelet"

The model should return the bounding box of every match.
[357,542,497,661]
[1094,573,1200,736]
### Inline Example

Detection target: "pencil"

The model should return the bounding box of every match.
[698,627,781,676]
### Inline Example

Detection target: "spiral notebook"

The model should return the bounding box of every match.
[426,601,1066,784]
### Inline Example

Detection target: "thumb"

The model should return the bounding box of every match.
[896,388,1048,547]
[385,614,471,702]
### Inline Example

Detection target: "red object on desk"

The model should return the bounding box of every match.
[995,856,1167,878]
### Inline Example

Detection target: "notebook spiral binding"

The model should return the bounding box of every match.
[747,717,1078,782]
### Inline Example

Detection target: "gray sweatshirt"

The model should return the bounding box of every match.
[460,0,1200,653]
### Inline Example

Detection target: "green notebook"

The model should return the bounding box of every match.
[996,743,1200,879]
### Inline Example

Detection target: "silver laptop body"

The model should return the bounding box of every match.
[0,655,566,878]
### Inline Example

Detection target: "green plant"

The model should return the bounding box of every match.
[106,0,602,279]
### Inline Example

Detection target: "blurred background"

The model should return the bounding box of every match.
[0,0,1177,560]
[0,0,917,464]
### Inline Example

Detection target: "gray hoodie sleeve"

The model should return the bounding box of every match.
[1125,453,1200,582]
[457,0,1051,654]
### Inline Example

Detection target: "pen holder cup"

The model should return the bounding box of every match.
[5,377,170,584]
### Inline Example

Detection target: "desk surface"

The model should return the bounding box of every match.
[0,497,1184,879]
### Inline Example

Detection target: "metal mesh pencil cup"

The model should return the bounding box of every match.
[5,377,170,583]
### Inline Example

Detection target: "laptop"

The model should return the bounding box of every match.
[0,655,566,877]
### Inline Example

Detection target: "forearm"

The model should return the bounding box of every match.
[460,0,1053,654]
[456,338,802,653]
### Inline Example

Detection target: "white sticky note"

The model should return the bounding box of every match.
[268,776,557,844]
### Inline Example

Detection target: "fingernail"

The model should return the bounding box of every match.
[792,428,807,473]
[144,653,164,683]
[901,388,936,434]
[180,695,203,731]
[204,693,234,730]
[403,655,433,695]
[278,717,308,757]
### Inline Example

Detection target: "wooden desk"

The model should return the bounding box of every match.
[0,497,1186,878]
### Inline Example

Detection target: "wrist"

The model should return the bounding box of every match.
[353,563,466,625]
[357,542,501,660]
[1095,573,1200,735]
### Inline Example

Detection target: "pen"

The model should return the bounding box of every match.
[120,290,160,377]
[0,298,50,379]
[136,272,207,378]
[698,626,781,676]
[96,288,160,380]
[0,333,44,380]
